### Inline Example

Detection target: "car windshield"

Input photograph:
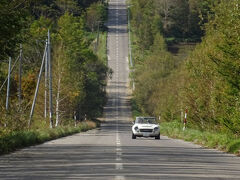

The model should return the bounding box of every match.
[135,117,157,124]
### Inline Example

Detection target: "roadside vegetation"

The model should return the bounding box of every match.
[96,32,108,65]
[130,0,240,153]
[0,121,98,155]
[161,121,240,155]
[0,0,108,152]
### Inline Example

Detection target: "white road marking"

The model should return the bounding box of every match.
[115,163,123,170]
[126,57,129,71]
[117,151,122,156]
[115,176,125,180]
[113,1,124,179]
[116,157,122,161]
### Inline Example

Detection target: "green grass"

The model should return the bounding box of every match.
[160,121,240,155]
[0,121,97,155]
[96,31,107,65]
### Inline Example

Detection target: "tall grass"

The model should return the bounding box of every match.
[0,121,97,155]
[161,121,240,155]
[96,32,107,65]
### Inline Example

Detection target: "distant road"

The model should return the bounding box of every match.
[0,0,240,179]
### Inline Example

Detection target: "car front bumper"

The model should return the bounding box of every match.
[133,131,160,137]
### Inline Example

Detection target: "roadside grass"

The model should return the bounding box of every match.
[0,120,97,155]
[96,31,107,65]
[160,121,240,155]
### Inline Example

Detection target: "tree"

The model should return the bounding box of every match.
[0,0,31,60]
[85,2,107,32]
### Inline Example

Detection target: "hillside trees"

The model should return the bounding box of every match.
[131,0,240,135]
[52,13,108,124]
[131,0,163,51]
[86,2,107,32]
[0,0,31,60]
[131,0,213,42]
[185,0,240,133]
[31,0,101,19]
[130,0,192,122]
[0,0,108,131]
[133,32,185,122]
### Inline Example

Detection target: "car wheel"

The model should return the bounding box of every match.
[155,134,160,139]
[132,133,136,139]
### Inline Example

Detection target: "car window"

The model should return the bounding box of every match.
[135,117,156,124]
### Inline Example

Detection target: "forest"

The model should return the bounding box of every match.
[130,0,240,135]
[0,0,108,132]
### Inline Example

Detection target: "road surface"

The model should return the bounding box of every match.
[1,0,240,179]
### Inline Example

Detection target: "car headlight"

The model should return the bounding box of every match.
[134,126,139,131]
[154,127,159,131]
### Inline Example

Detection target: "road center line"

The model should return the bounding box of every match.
[115,163,123,170]
[115,176,125,180]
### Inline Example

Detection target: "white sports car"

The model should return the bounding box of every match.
[132,117,160,139]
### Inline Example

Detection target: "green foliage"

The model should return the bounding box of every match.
[184,0,240,134]
[0,0,31,60]
[131,98,143,118]
[53,12,108,121]
[131,0,163,50]
[161,121,240,154]
[0,0,108,130]
[131,0,240,138]
[31,0,102,19]
[30,16,53,41]
[228,139,240,154]
[86,2,108,32]
[96,32,108,64]
[130,0,208,43]
[132,29,188,123]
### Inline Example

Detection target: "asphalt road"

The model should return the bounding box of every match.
[1,0,240,179]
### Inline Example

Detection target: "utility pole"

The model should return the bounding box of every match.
[48,30,53,128]
[19,44,22,109]
[0,56,19,93]
[29,41,48,128]
[44,39,48,118]
[6,57,11,111]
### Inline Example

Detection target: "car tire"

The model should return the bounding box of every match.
[155,134,160,139]
[132,133,136,139]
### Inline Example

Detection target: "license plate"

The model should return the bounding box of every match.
[143,133,150,137]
